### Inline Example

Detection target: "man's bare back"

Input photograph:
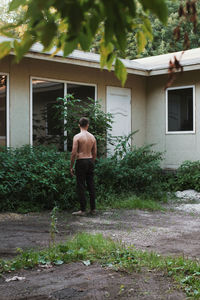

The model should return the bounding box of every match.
[75,131,96,159]
[70,123,97,176]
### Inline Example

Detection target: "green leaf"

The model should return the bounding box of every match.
[40,21,57,49]
[9,0,26,11]
[63,39,78,57]
[107,53,116,71]
[142,18,153,41]
[104,19,113,45]
[0,41,12,59]
[114,58,127,87]
[13,34,34,62]
[100,42,114,68]
[79,31,91,51]
[136,31,147,54]
[139,0,168,24]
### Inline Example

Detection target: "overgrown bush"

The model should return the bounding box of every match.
[0,145,77,212]
[0,137,164,212]
[95,144,163,197]
[175,160,200,191]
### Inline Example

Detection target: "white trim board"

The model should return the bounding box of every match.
[0,73,9,147]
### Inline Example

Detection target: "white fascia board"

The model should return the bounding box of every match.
[148,62,200,76]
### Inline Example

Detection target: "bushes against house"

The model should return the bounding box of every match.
[0,140,164,212]
[0,146,77,212]
[95,134,163,197]
[175,160,200,192]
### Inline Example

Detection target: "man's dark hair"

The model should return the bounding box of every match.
[79,117,89,128]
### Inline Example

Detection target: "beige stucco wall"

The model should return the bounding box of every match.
[146,70,200,168]
[1,55,146,149]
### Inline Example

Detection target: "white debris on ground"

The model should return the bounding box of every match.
[175,189,200,213]
[5,276,26,282]
[175,190,200,202]
[176,203,200,213]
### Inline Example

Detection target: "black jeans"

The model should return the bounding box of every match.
[75,158,95,212]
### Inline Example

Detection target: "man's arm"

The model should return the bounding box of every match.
[91,139,97,161]
[70,136,78,176]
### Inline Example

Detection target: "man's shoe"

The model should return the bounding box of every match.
[72,210,86,216]
[90,210,96,215]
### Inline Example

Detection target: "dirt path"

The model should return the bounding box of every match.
[0,207,199,299]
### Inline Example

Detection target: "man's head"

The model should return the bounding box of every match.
[79,117,89,129]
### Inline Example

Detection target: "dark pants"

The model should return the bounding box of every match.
[75,158,95,212]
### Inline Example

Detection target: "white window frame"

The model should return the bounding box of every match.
[166,85,195,134]
[0,73,9,147]
[30,76,97,146]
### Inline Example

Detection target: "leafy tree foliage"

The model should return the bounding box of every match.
[0,0,168,85]
[126,0,200,59]
[92,0,200,59]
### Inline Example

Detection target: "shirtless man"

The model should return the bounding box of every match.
[70,117,97,216]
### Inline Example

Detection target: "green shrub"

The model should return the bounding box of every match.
[0,145,77,211]
[176,160,200,191]
[0,139,164,212]
[95,144,163,197]
[35,95,113,157]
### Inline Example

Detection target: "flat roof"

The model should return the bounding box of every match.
[1,35,200,76]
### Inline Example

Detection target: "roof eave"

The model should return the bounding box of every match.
[148,63,200,76]
[9,50,148,76]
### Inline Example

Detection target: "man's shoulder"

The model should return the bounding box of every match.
[74,133,81,139]
[87,131,95,139]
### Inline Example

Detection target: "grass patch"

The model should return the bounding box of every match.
[96,193,166,211]
[0,233,199,298]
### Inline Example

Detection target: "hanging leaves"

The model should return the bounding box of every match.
[114,58,127,87]
[173,0,197,48]
[0,0,169,85]
[167,0,198,88]
[166,54,184,89]
[0,41,12,59]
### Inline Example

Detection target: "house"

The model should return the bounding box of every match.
[0,35,199,169]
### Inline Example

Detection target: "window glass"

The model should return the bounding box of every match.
[32,80,64,147]
[46,102,62,136]
[32,80,95,151]
[168,87,193,132]
[0,75,7,146]
[67,83,95,102]
[66,83,95,151]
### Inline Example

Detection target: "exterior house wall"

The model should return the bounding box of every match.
[3,55,147,149]
[146,70,200,168]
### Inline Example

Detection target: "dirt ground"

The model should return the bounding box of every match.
[0,205,199,299]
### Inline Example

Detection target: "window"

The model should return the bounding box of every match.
[46,102,63,136]
[32,79,64,147]
[0,75,7,146]
[32,78,96,150]
[167,86,194,133]
[67,83,95,102]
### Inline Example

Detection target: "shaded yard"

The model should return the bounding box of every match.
[0,206,199,299]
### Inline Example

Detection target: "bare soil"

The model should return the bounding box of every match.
[0,207,199,299]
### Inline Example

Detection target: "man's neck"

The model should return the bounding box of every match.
[80,127,88,133]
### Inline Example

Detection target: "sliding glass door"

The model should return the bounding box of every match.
[32,78,96,151]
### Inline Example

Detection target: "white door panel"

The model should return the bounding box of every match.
[106,86,131,154]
